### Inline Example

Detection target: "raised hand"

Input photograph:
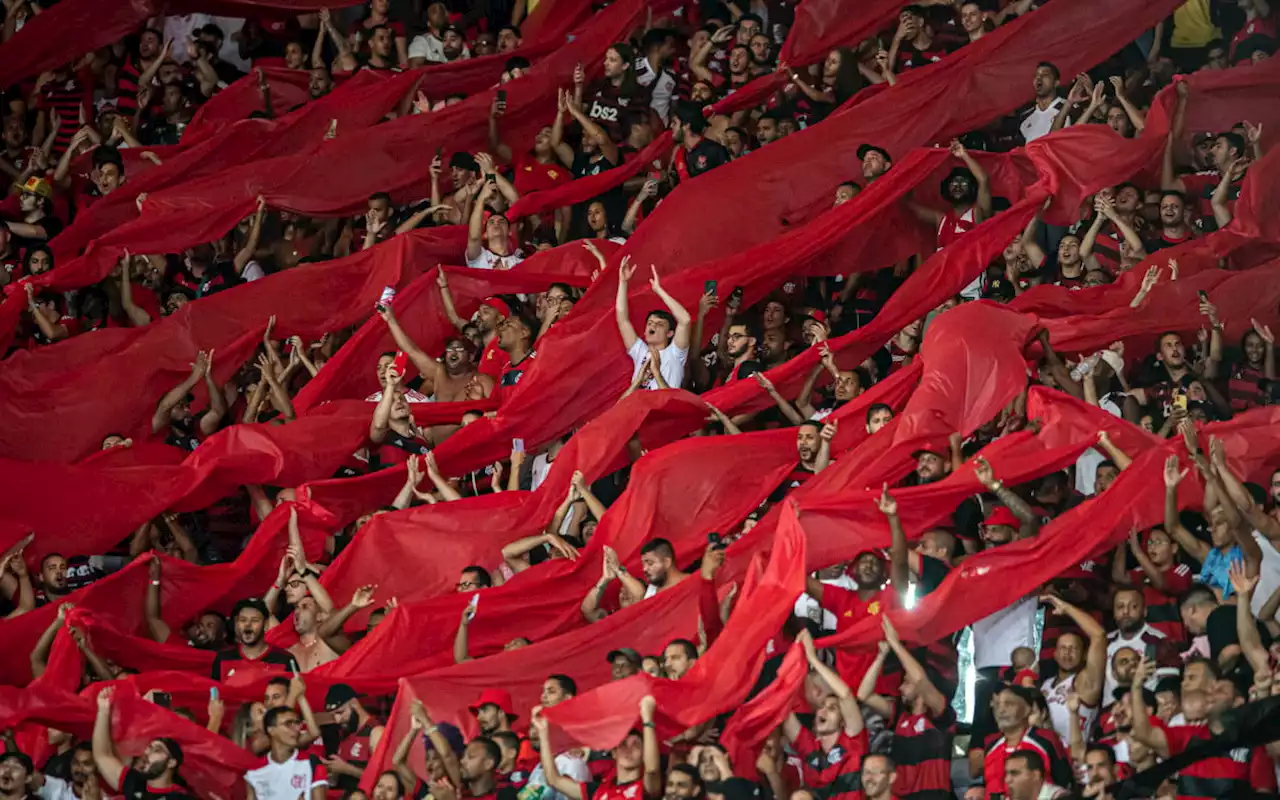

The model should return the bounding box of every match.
[875,482,897,516]
[648,265,663,292]
[752,372,777,393]
[1252,318,1274,344]
[819,421,838,441]
[1228,559,1258,596]
[618,255,636,283]
[973,456,996,488]
[1163,454,1187,488]
[351,584,377,608]
[948,138,966,159]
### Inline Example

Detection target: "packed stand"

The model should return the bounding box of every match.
[1,0,1280,798]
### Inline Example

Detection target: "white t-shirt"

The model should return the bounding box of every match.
[467,246,525,270]
[244,750,328,799]
[522,753,591,800]
[1104,624,1165,699]
[37,776,78,800]
[971,595,1039,669]
[628,339,688,390]
[365,388,432,403]
[241,260,265,282]
[1041,672,1098,746]
[1020,98,1065,143]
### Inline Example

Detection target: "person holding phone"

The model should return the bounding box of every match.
[615,257,692,391]
[465,153,524,270]
[244,705,329,799]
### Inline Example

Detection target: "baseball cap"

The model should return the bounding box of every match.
[857,144,891,163]
[482,296,512,318]
[469,688,519,721]
[606,648,643,668]
[154,737,184,767]
[17,175,52,199]
[984,506,1019,528]
[449,151,479,172]
[995,682,1041,705]
[324,683,360,710]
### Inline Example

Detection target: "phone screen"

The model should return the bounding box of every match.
[704,280,718,296]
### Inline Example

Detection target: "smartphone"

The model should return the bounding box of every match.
[729,286,744,305]
[1197,290,1209,303]
[391,351,408,377]
[468,593,480,610]
[707,532,725,550]
[496,89,508,104]
[435,145,443,158]
[1172,390,1188,411]
[512,438,525,453]
[153,692,172,708]
[704,279,718,296]
[209,687,219,702]
[376,285,396,312]
[486,174,497,184]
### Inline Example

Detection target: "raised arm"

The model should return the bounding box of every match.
[974,456,1039,538]
[814,421,837,473]
[615,257,640,349]
[950,140,991,220]
[1042,595,1106,707]
[532,710,584,800]
[435,269,468,332]
[753,372,806,425]
[878,485,913,594]
[798,629,863,736]
[1095,430,1132,471]
[235,197,268,273]
[1163,454,1209,562]
[549,89,576,168]
[151,351,208,434]
[1127,658,1168,758]
[465,180,496,262]
[377,304,442,387]
[369,367,401,444]
[92,689,126,792]
[411,700,463,789]
[1228,563,1271,677]
[647,266,692,349]
[639,696,661,797]
[882,616,947,715]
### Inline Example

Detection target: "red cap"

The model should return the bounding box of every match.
[469,688,519,721]
[1013,669,1040,687]
[482,297,511,318]
[984,506,1020,528]
[805,310,827,325]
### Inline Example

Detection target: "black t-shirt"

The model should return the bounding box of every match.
[1206,604,1273,662]
[917,554,950,595]
[684,138,730,179]
[116,769,197,800]
[9,214,64,250]
[211,644,297,681]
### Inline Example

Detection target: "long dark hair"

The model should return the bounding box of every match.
[829,47,864,105]
[609,43,642,98]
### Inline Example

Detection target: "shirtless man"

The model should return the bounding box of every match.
[288,596,339,673]
[377,303,495,403]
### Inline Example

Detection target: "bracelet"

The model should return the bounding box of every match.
[423,725,439,736]
[642,722,655,728]
[271,583,280,590]
[988,480,1003,492]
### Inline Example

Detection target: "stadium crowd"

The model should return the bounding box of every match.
[1,0,1280,798]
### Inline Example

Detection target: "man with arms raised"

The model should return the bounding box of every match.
[616,257,692,390]
[289,596,339,673]
[782,630,868,798]
[92,688,195,799]
[378,301,494,403]
[533,695,662,800]
[212,598,296,681]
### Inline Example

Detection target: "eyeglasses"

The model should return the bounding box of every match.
[456,581,478,590]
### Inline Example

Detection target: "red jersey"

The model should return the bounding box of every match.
[576,777,644,800]
[1230,12,1277,60]
[792,727,869,800]
[1160,719,1277,799]
[982,727,1072,798]
[821,583,901,694]
[513,156,569,195]
[1129,563,1192,643]
[891,707,955,799]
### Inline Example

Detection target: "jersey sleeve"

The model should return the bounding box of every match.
[1159,719,1193,757]
[1163,564,1193,594]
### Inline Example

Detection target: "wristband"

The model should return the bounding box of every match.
[424,725,439,736]
[642,722,655,728]
[151,580,161,586]
[988,480,1003,492]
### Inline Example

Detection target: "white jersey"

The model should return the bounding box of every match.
[1041,672,1098,745]
[244,750,328,799]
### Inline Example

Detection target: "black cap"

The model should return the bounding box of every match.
[231,597,269,621]
[995,682,1041,706]
[857,144,891,162]
[325,683,360,710]
[707,778,761,800]
[449,151,479,172]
